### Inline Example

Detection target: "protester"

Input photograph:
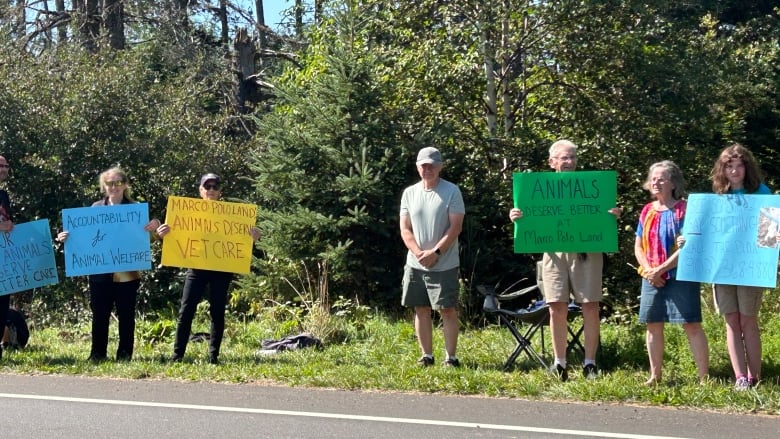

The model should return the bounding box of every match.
[57,167,161,361]
[708,144,769,390]
[509,140,621,380]
[157,173,261,364]
[634,160,708,385]
[0,155,14,361]
[400,147,465,367]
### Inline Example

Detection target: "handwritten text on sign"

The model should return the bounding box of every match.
[513,171,617,253]
[677,193,780,288]
[0,219,58,296]
[161,196,257,274]
[62,203,152,276]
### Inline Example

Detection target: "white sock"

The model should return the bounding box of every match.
[554,358,567,368]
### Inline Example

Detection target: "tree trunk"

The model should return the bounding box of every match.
[103,0,125,50]
[219,0,228,46]
[315,0,322,23]
[75,0,100,52]
[295,0,303,38]
[255,0,266,49]
[480,4,497,136]
[14,0,26,38]
[500,0,513,136]
[56,0,67,44]
[232,27,256,115]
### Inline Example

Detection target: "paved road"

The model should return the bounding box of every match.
[0,373,777,438]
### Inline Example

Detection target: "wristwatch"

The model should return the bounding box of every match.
[434,248,442,255]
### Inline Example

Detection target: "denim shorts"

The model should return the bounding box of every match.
[638,278,702,324]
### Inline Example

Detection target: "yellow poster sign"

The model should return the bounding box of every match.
[161,196,258,274]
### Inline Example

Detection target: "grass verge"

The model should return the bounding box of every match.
[2,304,779,415]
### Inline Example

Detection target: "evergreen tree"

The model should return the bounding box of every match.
[247,5,411,308]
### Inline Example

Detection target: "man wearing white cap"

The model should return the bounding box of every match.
[400,147,465,367]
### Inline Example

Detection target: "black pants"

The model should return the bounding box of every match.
[0,294,8,359]
[88,279,139,360]
[173,269,233,360]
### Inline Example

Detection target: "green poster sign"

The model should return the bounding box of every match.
[513,170,618,253]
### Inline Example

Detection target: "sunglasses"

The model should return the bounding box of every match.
[203,183,221,190]
[0,164,9,169]
[105,180,126,188]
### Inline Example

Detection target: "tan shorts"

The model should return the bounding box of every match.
[541,252,603,303]
[713,284,763,316]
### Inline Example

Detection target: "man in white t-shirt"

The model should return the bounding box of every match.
[399,147,465,367]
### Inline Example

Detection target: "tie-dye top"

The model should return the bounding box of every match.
[635,200,685,279]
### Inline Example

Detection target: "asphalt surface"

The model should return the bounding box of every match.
[1,373,778,438]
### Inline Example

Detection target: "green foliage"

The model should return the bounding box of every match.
[247,5,411,308]
[0,29,255,320]
[1,0,780,326]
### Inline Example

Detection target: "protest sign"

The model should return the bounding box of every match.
[62,203,152,276]
[513,170,618,253]
[0,219,58,295]
[677,193,780,288]
[161,196,257,274]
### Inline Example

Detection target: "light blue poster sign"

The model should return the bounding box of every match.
[62,203,152,276]
[677,193,780,288]
[0,219,58,296]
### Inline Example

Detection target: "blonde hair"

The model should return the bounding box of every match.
[99,167,134,201]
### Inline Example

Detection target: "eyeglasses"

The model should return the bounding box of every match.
[554,155,576,162]
[0,164,9,169]
[203,183,221,190]
[105,180,126,188]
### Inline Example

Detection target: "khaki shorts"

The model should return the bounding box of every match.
[541,252,603,303]
[401,266,459,310]
[713,284,763,316]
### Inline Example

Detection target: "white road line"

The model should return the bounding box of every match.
[0,393,690,439]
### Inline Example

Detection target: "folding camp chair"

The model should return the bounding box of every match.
[480,262,584,371]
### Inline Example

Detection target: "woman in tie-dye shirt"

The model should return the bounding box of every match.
[634,160,709,386]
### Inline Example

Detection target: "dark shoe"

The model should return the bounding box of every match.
[88,354,107,363]
[583,364,598,379]
[170,355,183,363]
[208,355,219,365]
[443,358,461,368]
[116,352,132,362]
[416,355,435,367]
[552,364,568,382]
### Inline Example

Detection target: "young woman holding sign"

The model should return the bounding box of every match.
[708,144,770,390]
[156,173,261,364]
[57,167,161,362]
